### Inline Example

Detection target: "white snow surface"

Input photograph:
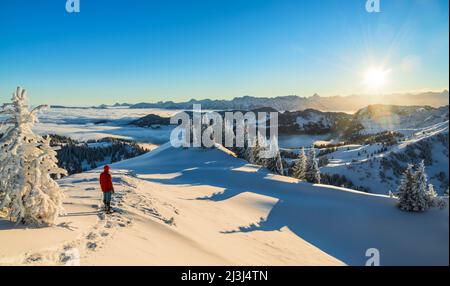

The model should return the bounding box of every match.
[356,105,448,135]
[320,120,449,195]
[1,144,448,266]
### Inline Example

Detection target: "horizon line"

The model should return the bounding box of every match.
[41,88,449,108]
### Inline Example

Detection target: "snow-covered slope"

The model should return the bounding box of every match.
[276,104,448,138]
[321,120,449,194]
[353,105,449,135]
[0,144,448,266]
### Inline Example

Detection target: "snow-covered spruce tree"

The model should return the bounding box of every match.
[427,184,447,210]
[245,142,255,164]
[250,140,259,165]
[276,153,285,176]
[251,134,266,165]
[292,147,307,180]
[427,184,438,207]
[414,161,434,210]
[0,87,67,225]
[397,164,419,211]
[265,138,284,175]
[242,127,255,162]
[305,146,320,183]
[266,150,284,175]
[397,162,432,212]
[235,127,249,159]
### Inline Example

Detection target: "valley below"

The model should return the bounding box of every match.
[27,103,450,196]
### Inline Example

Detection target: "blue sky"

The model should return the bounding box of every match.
[0,0,448,105]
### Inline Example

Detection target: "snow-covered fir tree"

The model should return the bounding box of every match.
[265,138,284,175]
[397,164,420,211]
[242,126,257,163]
[275,151,285,176]
[244,142,255,163]
[251,134,267,166]
[397,161,439,212]
[250,138,260,165]
[235,127,249,159]
[0,87,67,225]
[427,184,438,207]
[414,161,432,208]
[292,147,307,180]
[426,184,447,210]
[305,146,320,183]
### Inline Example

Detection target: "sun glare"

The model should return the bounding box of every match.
[364,67,389,90]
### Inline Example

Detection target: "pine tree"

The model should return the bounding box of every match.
[0,87,67,225]
[305,147,320,183]
[427,184,438,208]
[292,147,307,180]
[398,164,416,211]
[242,126,256,163]
[275,151,284,175]
[245,143,255,163]
[414,161,433,211]
[265,137,284,175]
[235,127,249,159]
[427,184,447,210]
[398,162,433,212]
[251,136,261,165]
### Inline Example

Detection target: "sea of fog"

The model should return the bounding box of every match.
[1,107,331,148]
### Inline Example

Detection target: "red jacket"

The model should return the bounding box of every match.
[99,172,113,192]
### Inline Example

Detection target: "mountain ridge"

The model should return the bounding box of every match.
[48,90,449,112]
[127,90,449,112]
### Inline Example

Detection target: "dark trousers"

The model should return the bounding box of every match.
[103,191,112,209]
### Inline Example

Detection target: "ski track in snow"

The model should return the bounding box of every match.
[18,175,178,266]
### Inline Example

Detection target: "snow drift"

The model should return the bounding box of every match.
[0,144,448,265]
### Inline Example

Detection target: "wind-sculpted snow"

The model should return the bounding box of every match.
[0,142,447,265]
[113,145,448,265]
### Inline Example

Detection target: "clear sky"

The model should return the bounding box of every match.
[0,0,448,105]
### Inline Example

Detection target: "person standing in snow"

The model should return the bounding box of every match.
[99,165,114,213]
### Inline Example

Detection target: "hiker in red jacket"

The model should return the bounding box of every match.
[99,165,114,212]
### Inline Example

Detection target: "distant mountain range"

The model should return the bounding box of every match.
[123,90,449,112]
[270,104,449,138]
[49,90,449,112]
[128,103,449,140]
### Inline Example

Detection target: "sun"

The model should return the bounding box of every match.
[364,67,389,90]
